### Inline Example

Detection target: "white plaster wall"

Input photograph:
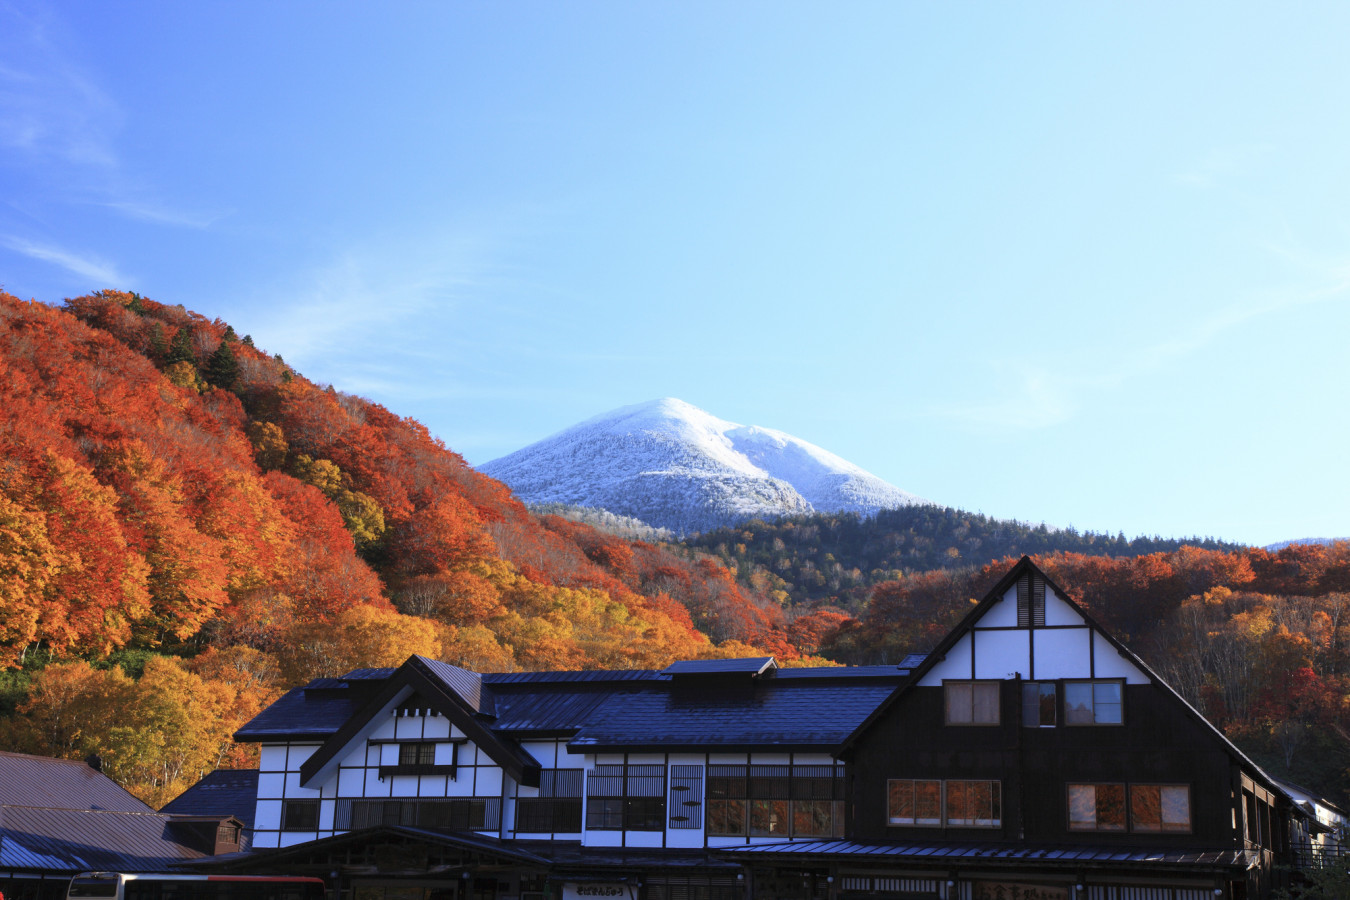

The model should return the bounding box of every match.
[918,634,973,685]
[259,745,289,772]
[972,630,1030,679]
[978,590,1019,627]
[258,772,285,799]
[255,800,282,831]
[1044,590,1082,627]
[1092,631,1148,683]
[1027,628,1093,679]
[623,830,664,848]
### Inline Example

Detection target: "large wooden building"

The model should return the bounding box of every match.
[210,558,1340,900]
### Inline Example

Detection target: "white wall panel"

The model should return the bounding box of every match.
[364,770,391,797]
[254,800,282,830]
[1044,590,1083,626]
[284,772,320,796]
[585,831,622,848]
[389,775,419,797]
[259,745,289,772]
[257,773,286,799]
[286,745,318,766]
[395,716,423,739]
[624,831,663,848]
[749,753,789,765]
[475,767,503,797]
[337,768,364,796]
[973,630,1030,679]
[1028,628,1093,679]
[918,634,973,685]
[423,716,450,739]
[978,591,1018,628]
[1093,631,1149,683]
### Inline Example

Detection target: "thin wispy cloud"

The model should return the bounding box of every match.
[0,234,126,285]
[934,251,1350,432]
[90,199,226,230]
[1174,144,1272,189]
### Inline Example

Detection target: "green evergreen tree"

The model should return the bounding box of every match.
[221,325,237,342]
[147,322,168,362]
[164,326,196,367]
[204,340,239,391]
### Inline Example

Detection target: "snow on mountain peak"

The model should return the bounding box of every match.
[479,398,930,535]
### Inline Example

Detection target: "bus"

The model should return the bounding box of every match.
[67,873,326,900]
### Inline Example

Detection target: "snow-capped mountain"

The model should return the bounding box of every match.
[479,398,929,535]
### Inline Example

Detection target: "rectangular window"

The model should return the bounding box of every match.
[887,779,941,826]
[586,764,666,831]
[709,765,845,837]
[345,798,501,831]
[517,768,583,833]
[281,799,319,831]
[1022,682,1057,727]
[1130,785,1191,833]
[888,780,1000,828]
[945,681,1000,725]
[1064,681,1123,725]
[398,742,437,766]
[1067,783,1127,831]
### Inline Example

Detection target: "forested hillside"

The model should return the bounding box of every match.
[680,506,1239,607]
[1,290,1345,808]
[0,290,800,805]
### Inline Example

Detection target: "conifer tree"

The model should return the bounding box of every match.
[204,340,239,391]
[164,327,196,367]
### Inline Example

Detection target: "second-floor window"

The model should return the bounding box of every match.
[586,764,665,831]
[1067,783,1190,833]
[517,768,583,833]
[707,765,845,839]
[1022,682,1057,727]
[1064,681,1123,725]
[887,779,1002,828]
[945,681,1000,725]
[281,799,319,831]
[398,742,436,766]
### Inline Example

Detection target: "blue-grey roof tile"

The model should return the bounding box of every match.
[160,770,259,831]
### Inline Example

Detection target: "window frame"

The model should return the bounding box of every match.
[1067,782,1189,833]
[1063,679,1124,726]
[887,779,1002,829]
[280,798,320,831]
[585,764,667,832]
[708,765,844,838]
[944,680,1001,726]
[1128,783,1192,834]
[1021,681,1057,728]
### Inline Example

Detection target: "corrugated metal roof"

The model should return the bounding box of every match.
[721,839,1260,870]
[160,770,259,830]
[0,806,206,873]
[0,752,151,813]
[233,685,360,740]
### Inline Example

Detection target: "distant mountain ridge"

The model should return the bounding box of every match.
[478,398,928,535]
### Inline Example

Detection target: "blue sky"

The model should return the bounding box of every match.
[3,1,1348,547]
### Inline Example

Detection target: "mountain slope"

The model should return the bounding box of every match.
[479,398,928,534]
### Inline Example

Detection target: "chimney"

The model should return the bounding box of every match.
[86,754,103,772]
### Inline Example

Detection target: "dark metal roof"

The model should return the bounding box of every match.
[0,751,151,813]
[519,843,738,872]
[569,682,899,750]
[662,657,776,676]
[0,807,207,873]
[490,686,631,734]
[160,770,259,830]
[233,684,361,741]
[719,839,1260,871]
[417,656,488,714]
[484,670,665,684]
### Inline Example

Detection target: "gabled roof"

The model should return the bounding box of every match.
[837,556,1291,800]
[296,655,541,789]
[0,752,214,873]
[161,769,260,830]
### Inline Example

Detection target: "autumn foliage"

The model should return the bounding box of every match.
[0,290,798,803]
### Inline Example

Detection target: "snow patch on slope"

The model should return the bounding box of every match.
[480,398,929,535]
